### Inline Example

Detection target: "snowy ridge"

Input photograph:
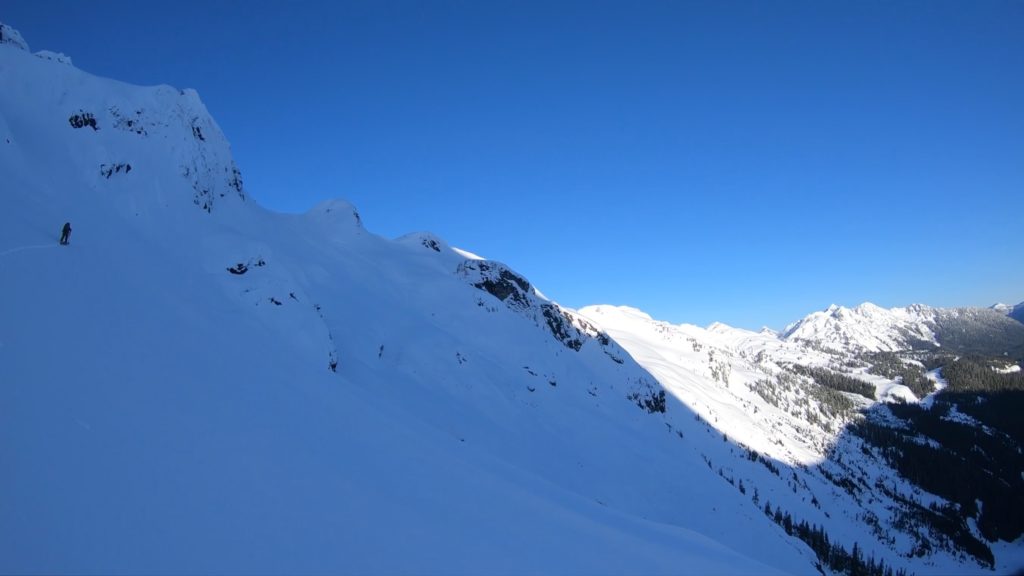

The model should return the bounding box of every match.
[0,22,29,51]
[782,302,939,353]
[0,33,247,229]
[1001,301,1024,324]
[991,303,1014,315]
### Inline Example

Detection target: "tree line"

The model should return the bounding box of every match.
[862,352,932,398]
[761,501,908,576]
[851,356,1024,556]
[789,364,876,400]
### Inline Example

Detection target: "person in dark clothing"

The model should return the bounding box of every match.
[59,222,71,245]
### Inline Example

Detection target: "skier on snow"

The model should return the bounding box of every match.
[59,222,71,245]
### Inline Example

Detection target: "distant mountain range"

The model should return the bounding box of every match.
[782,301,1024,357]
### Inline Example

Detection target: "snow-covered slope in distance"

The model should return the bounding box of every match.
[0,23,811,575]
[994,301,1024,325]
[783,301,1024,357]
[580,306,837,463]
[782,302,939,353]
[577,304,1024,574]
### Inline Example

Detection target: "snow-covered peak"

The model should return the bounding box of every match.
[305,198,363,230]
[394,231,484,271]
[781,299,1024,356]
[0,22,29,51]
[903,302,932,314]
[853,301,887,315]
[0,23,69,64]
[0,28,248,229]
[34,49,73,65]
[989,302,1023,322]
[396,230,448,252]
[782,301,939,353]
[580,305,663,332]
[578,304,655,324]
[706,321,732,333]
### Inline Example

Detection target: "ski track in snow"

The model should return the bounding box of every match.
[0,244,60,257]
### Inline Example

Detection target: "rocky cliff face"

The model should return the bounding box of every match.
[0,25,247,229]
[0,22,29,51]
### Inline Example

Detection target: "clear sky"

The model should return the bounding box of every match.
[5,1,1023,330]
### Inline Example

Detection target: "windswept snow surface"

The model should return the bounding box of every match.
[0,25,810,575]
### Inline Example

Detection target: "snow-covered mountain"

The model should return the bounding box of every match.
[578,305,1024,573]
[0,22,812,575]
[782,301,1024,357]
[994,301,1024,325]
[782,303,939,353]
[2,22,1021,575]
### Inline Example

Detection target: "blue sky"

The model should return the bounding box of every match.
[6,1,1023,329]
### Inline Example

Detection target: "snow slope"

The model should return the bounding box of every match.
[577,305,1024,574]
[995,301,1024,325]
[1,23,812,575]
[579,306,838,464]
